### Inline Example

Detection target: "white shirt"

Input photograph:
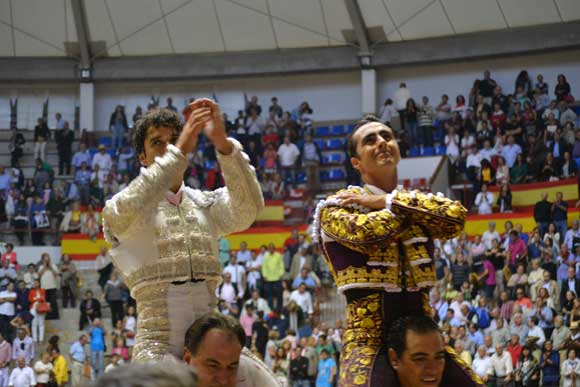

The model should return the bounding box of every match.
[528,325,546,347]
[394,87,411,110]
[246,257,263,288]
[472,355,492,378]
[8,366,36,387]
[445,134,460,157]
[217,282,238,304]
[564,228,580,250]
[501,144,522,168]
[33,360,53,383]
[489,351,513,377]
[0,291,16,316]
[236,250,252,266]
[479,147,498,162]
[482,230,500,250]
[475,192,494,215]
[223,264,245,288]
[466,152,482,168]
[289,290,313,315]
[379,104,398,123]
[278,143,301,167]
[39,265,58,290]
[95,253,112,271]
[92,152,113,172]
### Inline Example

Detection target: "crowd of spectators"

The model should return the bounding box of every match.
[216,229,339,386]
[0,95,323,245]
[0,244,136,386]
[0,69,578,386]
[428,203,580,386]
[380,71,578,210]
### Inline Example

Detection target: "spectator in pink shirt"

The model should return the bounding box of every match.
[478,256,496,299]
[508,230,527,271]
[0,332,11,385]
[239,304,257,348]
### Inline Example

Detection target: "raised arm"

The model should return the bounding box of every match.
[103,105,210,242]
[198,100,264,236]
[207,138,264,236]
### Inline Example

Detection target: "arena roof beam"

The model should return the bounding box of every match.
[0,20,579,83]
[344,0,372,59]
[70,0,92,69]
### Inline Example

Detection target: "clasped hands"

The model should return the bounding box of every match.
[177,98,233,156]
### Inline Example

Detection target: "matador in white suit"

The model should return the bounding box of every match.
[103,99,278,385]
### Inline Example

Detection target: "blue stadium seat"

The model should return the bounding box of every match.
[575,158,580,169]
[422,147,435,156]
[99,137,112,147]
[571,105,580,115]
[320,171,330,182]
[330,125,344,136]
[321,155,329,165]
[436,145,446,155]
[315,126,330,137]
[106,149,116,158]
[296,140,305,149]
[328,169,345,181]
[327,153,344,164]
[326,138,345,150]
[409,147,420,157]
[314,139,326,150]
[345,124,356,134]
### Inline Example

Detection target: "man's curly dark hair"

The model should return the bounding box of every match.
[133,108,183,156]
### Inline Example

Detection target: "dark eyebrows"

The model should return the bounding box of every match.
[410,351,446,359]
[205,358,240,367]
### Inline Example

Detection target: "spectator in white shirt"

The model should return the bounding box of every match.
[465,145,482,183]
[482,221,501,250]
[91,145,112,179]
[0,282,17,338]
[223,255,246,297]
[564,220,580,250]
[242,289,271,318]
[104,353,122,373]
[235,241,252,266]
[245,251,263,294]
[33,351,53,385]
[71,143,92,170]
[444,124,460,163]
[472,346,492,384]
[278,136,301,187]
[394,83,411,130]
[542,100,560,121]
[501,135,522,168]
[216,273,242,305]
[489,343,513,385]
[479,139,497,162]
[12,329,34,366]
[8,357,35,387]
[289,283,313,317]
[475,184,494,215]
[379,99,397,126]
[527,316,546,347]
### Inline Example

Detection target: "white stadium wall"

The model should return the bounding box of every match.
[0,49,579,131]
